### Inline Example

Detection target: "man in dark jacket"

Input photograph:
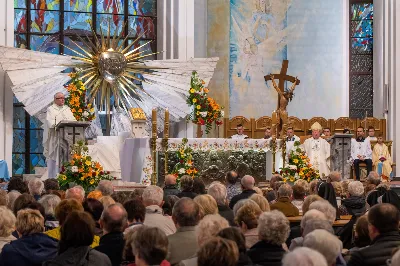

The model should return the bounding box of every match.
[163,174,180,199]
[338,181,366,216]
[208,182,235,226]
[96,204,127,266]
[270,184,299,217]
[348,203,400,266]
[229,175,257,209]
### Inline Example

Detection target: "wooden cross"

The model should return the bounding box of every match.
[264,60,300,110]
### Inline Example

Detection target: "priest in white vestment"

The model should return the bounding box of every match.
[286,127,300,156]
[351,126,373,181]
[303,122,331,177]
[231,124,249,139]
[43,92,76,178]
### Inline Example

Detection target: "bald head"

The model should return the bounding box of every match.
[241,175,255,190]
[100,203,128,234]
[165,174,177,186]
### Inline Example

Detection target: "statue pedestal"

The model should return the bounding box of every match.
[330,134,352,179]
[56,120,91,166]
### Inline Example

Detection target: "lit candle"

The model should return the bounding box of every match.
[272,110,277,124]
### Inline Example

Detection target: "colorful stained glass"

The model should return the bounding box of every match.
[351,20,373,38]
[129,0,156,16]
[351,3,373,20]
[64,0,92,12]
[13,107,25,129]
[64,12,92,31]
[30,0,60,10]
[128,16,156,39]
[14,34,28,48]
[97,0,124,14]
[14,0,27,8]
[30,35,60,54]
[351,38,373,54]
[12,154,25,175]
[31,10,60,33]
[63,36,90,56]
[30,116,43,129]
[96,14,124,35]
[127,39,155,60]
[30,154,46,172]
[30,130,44,153]
[13,130,26,153]
[15,9,27,33]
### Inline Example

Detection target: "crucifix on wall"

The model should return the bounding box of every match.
[265,60,301,138]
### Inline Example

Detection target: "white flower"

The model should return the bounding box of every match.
[178,168,186,174]
[71,166,79,172]
[288,165,297,170]
[83,111,89,117]
[200,111,208,118]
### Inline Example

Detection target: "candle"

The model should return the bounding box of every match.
[152,108,157,138]
[272,110,277,124]
[164,108,169,138]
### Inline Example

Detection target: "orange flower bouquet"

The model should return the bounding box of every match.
[186,71,224,134]
[170,138,199,184]
[57,141,114,191]
[65,72,95,121]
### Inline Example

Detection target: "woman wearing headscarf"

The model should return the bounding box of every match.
[317,181,339,219]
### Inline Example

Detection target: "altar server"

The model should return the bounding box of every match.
[231,124,249,140]
[351,126,373,181]
[372,134,392,181]
[303,122,331,178]
[285,127,300,156]
[43,92,76,178]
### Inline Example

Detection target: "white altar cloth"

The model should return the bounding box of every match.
[120,138,285,184]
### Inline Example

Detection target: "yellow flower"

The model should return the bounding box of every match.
[289,176,295,182]
[62,176,67,181]
[192,98,197,103]
[196,105,201,110]
[85,160,91,166]
[283,178,287,183]
[190,88,195,93]
[90,179,95,184]
[87,103,92,108]
[90,108,95,113]
[196,111,200,115]
[293,159,299,164]
[80,177,84,181]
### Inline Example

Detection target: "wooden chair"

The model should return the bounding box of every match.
[253,116,272,139]
[224,116,253,138]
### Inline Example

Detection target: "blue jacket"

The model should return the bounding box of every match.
[0,233,58,266]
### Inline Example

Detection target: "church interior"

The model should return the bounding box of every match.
[0,1,400,265]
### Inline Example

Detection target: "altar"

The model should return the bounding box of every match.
[120,138,285,186]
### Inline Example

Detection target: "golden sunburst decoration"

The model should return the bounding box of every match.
[60,19,162,118]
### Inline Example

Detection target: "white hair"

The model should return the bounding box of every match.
[207,182,227,205]
[241,175,255,190]
[233,199,259,216]
[142,185,163,206]
[196,214,229,246]
[97,180,114,196]
[303,229,342,265]
[7,190,21,210]
[283,247,328,266]
[348,181,364,197]
[38,194,61,216]
[28,178,44,196]
[300,209,328,229]
[303,219,334,236]
[278,184,293,198]
[0,206,16,237]
[65,185,85,202]
[309,200,336,225]
[258,210,290,245]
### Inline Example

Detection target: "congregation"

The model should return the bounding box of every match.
[0,170,399,266]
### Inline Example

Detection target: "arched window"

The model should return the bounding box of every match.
[13,0,157,176]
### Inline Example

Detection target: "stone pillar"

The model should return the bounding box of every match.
[0,0,14,173]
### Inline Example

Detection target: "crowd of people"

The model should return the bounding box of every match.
[0,171,400,266]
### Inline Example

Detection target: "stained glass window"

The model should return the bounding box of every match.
[349,1,373,119]
[13,0,157,176]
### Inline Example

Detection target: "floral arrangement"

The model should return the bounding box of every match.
[170,138,199,184]
[187,71,224,134]
[57,141,114,192]
[65,72,95,121]
[278,141,320,183]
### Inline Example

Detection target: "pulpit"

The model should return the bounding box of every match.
[330,134,353,179]
[56,120,91,166]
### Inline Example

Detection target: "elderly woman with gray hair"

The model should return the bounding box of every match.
[0,206,16,253]
[338,181,366,216]
[28,178,44,201]
[39,194,61,231]
[247,210,290,265]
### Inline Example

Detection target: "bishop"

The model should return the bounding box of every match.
[43,92,76,178]
[303,122,331,177]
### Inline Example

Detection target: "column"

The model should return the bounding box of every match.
[0,0,14,174]
[373,0,384,118]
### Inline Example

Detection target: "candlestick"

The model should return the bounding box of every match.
[164,108,169,138]
[152,109,157,138]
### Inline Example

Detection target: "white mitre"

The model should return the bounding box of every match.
[311,122,323,132]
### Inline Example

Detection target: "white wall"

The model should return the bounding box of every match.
[0,0,14,173]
